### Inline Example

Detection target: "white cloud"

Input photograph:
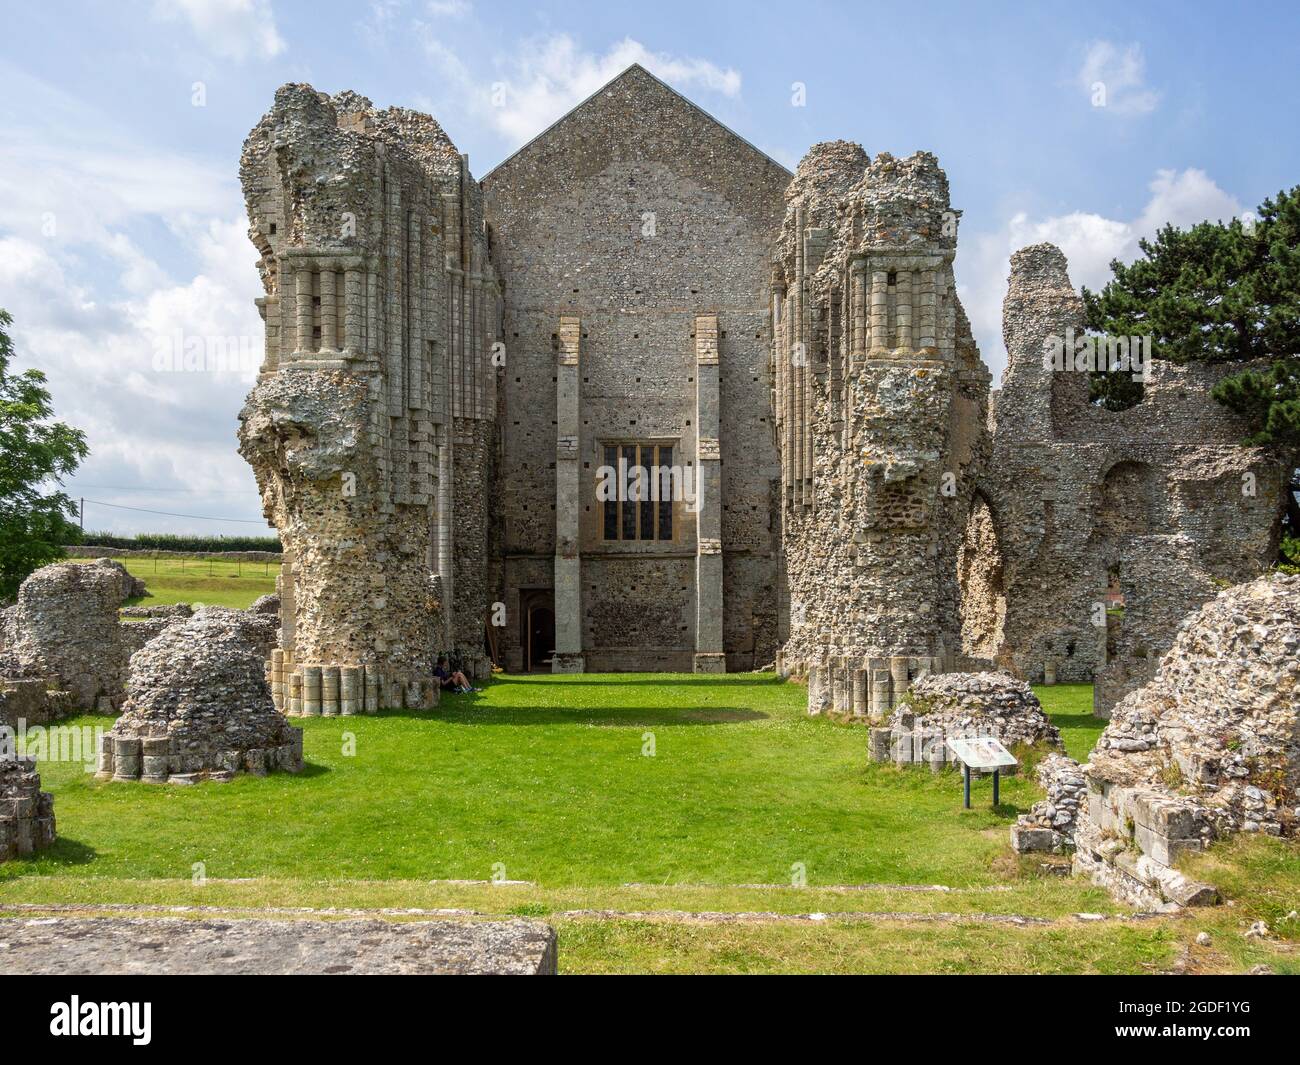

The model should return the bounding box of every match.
[419,31,742,147]
[1077,39,1160,116]
[151,0,286,61]
[957,168,1244,384]
[426,0,470,15]
[0,66,267,536]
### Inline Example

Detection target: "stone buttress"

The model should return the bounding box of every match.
[773,148,991,717]
[237,85,501,713]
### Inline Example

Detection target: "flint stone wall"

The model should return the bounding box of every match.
[972,243,1287,707]
[238,82,499,704]
[0,757,56,862]
[1072,574,1300,907]
[100,608,302,784]
[774,147,991,714]
[3,559,142,711]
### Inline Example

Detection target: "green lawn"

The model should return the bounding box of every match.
[3,673,1296,973]
[3,676,1098,886]
[72,554,280,609]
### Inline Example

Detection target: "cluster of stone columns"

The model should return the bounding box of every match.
[278,251,369,366]
[95,733,304,784]
[272,649,438,714]
[806,652,957,721]
[845,255,944,359]
[0,757,56,861]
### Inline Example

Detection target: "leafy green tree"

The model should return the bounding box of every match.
[0,309,88,599]
[1082,187,1300,545]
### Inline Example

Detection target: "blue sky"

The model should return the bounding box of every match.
[2,0,1297,535]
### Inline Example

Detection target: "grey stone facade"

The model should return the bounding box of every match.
[234,68,1290,686]
[482,66,789,672]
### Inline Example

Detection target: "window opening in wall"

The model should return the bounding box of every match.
[602,442,676,542]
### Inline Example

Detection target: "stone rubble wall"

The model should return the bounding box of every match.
[774,147,991,713]
[0,680,76,729]
[1069,574,1299,907]
[1010,753,1085,854]
[867,670,1062,764]
[101,607,302,784]
[237,82,500,705]
[975,243,1288,700]
[2,559,141,712]
[0,757,56,862]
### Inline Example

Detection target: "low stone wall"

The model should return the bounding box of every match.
[0,679,76,728]
[0,757,56,862]
[1010,754,1085,854]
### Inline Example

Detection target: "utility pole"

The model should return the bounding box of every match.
[79,497,84,531]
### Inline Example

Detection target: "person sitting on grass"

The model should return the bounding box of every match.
[435,657,480,693]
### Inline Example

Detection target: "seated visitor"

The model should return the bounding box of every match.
[435,658,479,693]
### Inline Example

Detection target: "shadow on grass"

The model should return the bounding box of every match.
[377,704,769,726]
[493,674,785,688]
[0,837,99,872]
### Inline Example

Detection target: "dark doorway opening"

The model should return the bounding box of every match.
[519,590,556,672]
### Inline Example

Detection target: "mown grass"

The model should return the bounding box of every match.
[4,595,1291,973]
[5,675,1070,886]
[71,555,279,609]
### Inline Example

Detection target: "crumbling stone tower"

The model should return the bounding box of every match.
[237,84,501,710]
[774,148,991,716]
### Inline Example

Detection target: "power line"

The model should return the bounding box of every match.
[71,483,258,495]
[81,499,268,525]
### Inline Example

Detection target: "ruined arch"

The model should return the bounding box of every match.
[958,490,1007,661]
[1096,459,1165,540]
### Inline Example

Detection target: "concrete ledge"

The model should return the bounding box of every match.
[0,917,558,975]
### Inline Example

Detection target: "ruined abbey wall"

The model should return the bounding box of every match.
[232,71,1290,694]
[975,244,1288,715]
[237,84,500,706]
[482,66,788,673]
[773,146,992,716]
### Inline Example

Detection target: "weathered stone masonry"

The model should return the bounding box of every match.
[481,66,789,673]
[235,68,1290,692]
[774,147,992,715]
[238,84,501,704]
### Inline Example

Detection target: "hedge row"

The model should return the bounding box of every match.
[80,531,283,553]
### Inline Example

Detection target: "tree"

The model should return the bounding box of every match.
[1082,187,1300,548]
[0,309,88,599]
[1082,185,1300,423]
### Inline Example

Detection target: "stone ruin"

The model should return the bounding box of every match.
[0,756,56,862]
[970,244,1288,717]
[1016,574,1300,907]
[1,558,143,713]
[774,148,992,715]
[98,607,302,785]
[868,671,1061,769]
[1009,754,1086,854]
[229,70,1292,707]
[237,82,497,708]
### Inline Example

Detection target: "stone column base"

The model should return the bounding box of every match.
[693,653,727,674]
[551,652,585,674]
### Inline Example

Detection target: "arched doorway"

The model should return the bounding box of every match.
[519,592,556,673]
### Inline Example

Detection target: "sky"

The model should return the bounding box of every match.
[1,0,1297,536]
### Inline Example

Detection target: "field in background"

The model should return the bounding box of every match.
[71,554,279,609]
